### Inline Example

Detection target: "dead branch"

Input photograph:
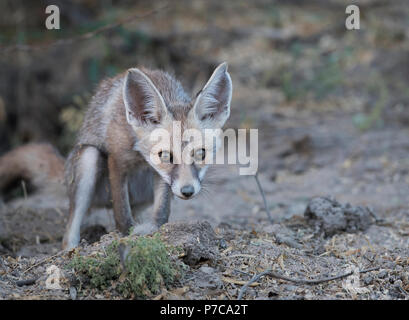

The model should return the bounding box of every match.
[21,251,65,274]
[237,266,380,299]
[254,173,274,223]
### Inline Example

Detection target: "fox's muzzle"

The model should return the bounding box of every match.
[180,184,195,198]
[170,164,201,199]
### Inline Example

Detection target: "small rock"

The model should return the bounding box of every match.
[219,239,227,249]
[378,270,388,279]
[16,278,37,287]
[389,286,405,299]
[69,286,77,300]
[363,275,373,285]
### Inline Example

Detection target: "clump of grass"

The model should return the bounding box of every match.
[68,241,120,290]
[67,235,179,298]
[119,236,179,297]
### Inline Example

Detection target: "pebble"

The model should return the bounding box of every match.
[69,286,77,300]
[219,239,227,249]
[378,270,388,279]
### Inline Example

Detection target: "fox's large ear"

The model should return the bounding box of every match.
[193,62,232,128]
[123,68,167,126]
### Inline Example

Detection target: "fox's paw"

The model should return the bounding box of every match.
[131,222,158,236]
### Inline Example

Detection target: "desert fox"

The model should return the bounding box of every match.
[0,62,232,250]
[63,62,232,249]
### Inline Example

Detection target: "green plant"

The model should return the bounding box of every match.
[67,235,179,298]
[119,236,179,297]
[68,241,121,290]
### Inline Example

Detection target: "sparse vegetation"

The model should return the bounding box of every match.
[67,235,180,298]
[281,48,346,102]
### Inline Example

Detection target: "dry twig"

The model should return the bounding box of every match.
[254,173,274,223]
[22,251,65,274]
[237,266,380,299]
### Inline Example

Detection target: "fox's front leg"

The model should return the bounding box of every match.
[153,174,171,227]
[108,155,135,235]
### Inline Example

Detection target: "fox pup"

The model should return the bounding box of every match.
[62,62,232,249]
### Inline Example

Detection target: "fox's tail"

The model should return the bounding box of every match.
[0,143,65,198]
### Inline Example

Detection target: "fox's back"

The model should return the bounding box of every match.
[76,73,125,153]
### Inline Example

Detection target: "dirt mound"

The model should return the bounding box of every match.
[159,221,220,266]
[304,196,374,237]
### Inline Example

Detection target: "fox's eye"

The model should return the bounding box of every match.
[193,148,206,161]
[158,151,173,164]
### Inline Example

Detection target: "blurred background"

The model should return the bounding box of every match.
[1,0,408,155]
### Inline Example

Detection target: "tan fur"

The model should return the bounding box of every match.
[0,63,232,250]
[0,143,64,194]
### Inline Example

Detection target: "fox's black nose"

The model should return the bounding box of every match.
[181,185,194,198]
